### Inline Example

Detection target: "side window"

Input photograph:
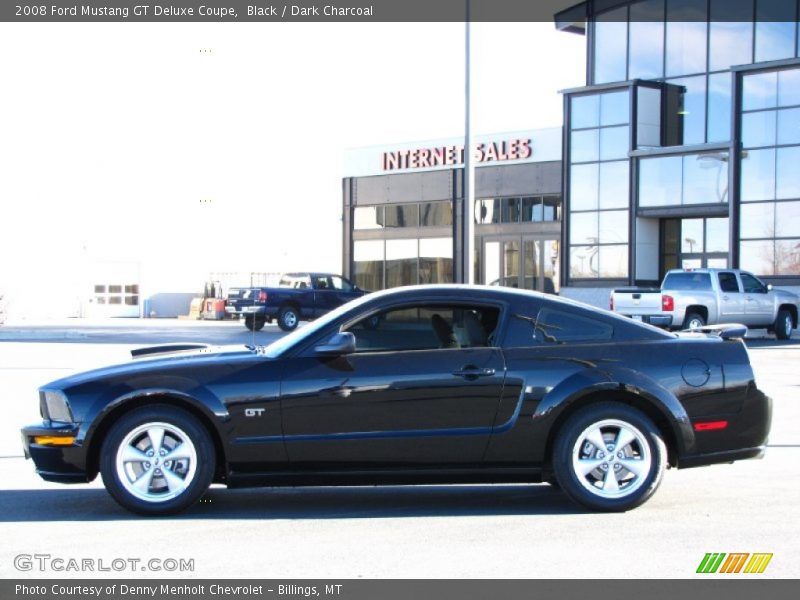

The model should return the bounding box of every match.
[344,304,500,353]
[740,273,766,294]
[329,276,353,291]
[313,276,331,290]
[718,272,740,293]
[506,307,613,346]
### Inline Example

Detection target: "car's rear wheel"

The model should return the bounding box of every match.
[774,308,793,340]
[553,402,666,512]
[683,312,706,330]
[244,315,265,331]
[100,405,215,515]
[278,305,299,331]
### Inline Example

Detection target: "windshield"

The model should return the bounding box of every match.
[260,293,375,358]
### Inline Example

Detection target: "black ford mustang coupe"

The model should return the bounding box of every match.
[22,285,771,515]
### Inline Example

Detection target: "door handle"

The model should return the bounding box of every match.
[453,366,497,379]
[722,295,729,301]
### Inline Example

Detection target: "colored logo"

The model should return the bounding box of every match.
[696,553,773,574]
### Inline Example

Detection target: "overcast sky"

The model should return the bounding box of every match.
[0,22,585,315]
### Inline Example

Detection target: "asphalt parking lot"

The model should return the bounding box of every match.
[0,320,798,578]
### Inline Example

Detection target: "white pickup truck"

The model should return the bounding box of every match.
[611,268,799,339]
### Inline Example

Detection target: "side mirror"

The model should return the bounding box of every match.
[314,332,356,356]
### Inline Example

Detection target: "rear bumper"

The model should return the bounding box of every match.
[20,422,91,483]
[621,313,673,327]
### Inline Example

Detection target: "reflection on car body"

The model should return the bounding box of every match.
[21,285,771,515]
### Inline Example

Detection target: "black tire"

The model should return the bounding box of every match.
[683,312,706,330]
[244,315,265,331]
[775,308,794,340]
[99,405,215,516]
[552,402,666,512]
[277,305,300,332]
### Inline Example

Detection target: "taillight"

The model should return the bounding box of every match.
[258,291,268,303]
[609,294,614,311]
[662,295,674,312]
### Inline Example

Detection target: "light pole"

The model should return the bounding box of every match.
[462,1,476,284]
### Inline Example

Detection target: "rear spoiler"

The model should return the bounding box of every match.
[131,343,211,359]
[682,323,748,340]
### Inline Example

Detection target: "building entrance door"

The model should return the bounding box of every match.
[483,237,559,293]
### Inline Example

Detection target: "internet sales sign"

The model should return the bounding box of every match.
[382,138,532,171]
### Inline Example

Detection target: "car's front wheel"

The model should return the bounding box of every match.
[552,402,666,512]
[100,405,215,515]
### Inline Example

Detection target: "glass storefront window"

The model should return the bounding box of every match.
[683,154,729,204]
[354,206,384,230]
[777,108,800,146]
[743,71,778,112]
[502,198,521,223]
[709,0,753,72]
[628,0,665,80]
[739,240,775,275]
[639,156,682,207]
[419,237,453,284]
[707,72,732,143]
[354,240,385,291]
[570,129,599,163]
[570,212,599,246]
[569,246,599,278]
[755,0,796,63]
[740,202,775,239]
[386,239,418,288]
[705,217,730,252]
[419,201,452,227]
[599,161,629,209]
[778,69,800,107]
[384,204,419,228]
[776,146,800,200]
[742,110,777,148]
[775,201,800,237]
[665,0,708,77]
[600,91,630,126]
[598,245,628,278]
[571,95,599,129]
[599,126,629,161]
[476,198,500,224]
[740,148,776,202]
[593,7,628,84]
[570,163,599,211]
[599,211,629,244]
[776,239,800,274]
[542,196,560,221]
[681,219,704,253]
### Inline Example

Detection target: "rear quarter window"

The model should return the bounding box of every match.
[662,272,712,291]
[503,306,614,346]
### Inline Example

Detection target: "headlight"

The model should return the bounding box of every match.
[40,390,74,423]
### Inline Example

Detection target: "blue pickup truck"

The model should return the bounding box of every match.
[226,272,367,331]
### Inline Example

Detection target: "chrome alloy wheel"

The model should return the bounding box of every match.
[783,313,792,338]
[115,422,198,503]
[571,419,652,499]
[283,311,298,329]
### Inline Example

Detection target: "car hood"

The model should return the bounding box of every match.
[41,344,262,390]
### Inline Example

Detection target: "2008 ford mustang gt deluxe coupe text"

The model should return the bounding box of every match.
[21,285,771,515]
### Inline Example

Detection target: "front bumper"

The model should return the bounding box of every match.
[20,422,91,483]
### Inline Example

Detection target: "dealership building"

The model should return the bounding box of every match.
[342,0,800,307]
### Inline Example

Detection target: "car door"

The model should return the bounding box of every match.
[740,272,773,326]
[717,271,746,322]
[279,303,506,468]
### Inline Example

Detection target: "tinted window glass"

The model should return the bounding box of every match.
[628,0,665,80]
[419,201,453,227]
[662,272,712,290]
[707,72,732,143]
[384,204,419,228]
[718,272,740,293]
[534,308,613,344]
[740,273,766,293]
[346,304,500,353]
[594,8,628,84]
